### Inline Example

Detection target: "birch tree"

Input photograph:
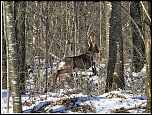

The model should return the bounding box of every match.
[5,1,22,113]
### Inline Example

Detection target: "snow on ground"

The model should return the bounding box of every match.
[1,61,148,113]
[132,64,146,77]
[1,89,147,113]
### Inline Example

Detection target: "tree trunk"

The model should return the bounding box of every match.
[3,1,10,113]
[130,1,145,72]
[104,1,110,93]
[2,4,7,89]
[45,1,49,93]
[97,1,103,95]
[105,2,125,92]
[145,25,151,113]
[113,2,125,90]
[142,1,151,113]
[14,1,26,94]
[5,1,22,113]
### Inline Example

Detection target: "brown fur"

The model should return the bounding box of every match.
[52,36,99,85]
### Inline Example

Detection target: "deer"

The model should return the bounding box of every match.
[51,35,99,86]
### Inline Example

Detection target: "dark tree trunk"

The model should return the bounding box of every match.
[14,1,26,94]
[113,2,125,90]
[105,2,117,92]
[130,1,145,72]
[2,8,7,89]
[105,1,125,92]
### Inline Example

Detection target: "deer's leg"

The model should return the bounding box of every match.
[52,73,58,85]
[53,69,70,86]
[92,65,97,76]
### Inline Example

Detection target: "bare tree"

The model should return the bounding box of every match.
[113,1,125,91]
[105,2,125,92]
[97,1,103,95]
[14,1,26,94]
[141,1,151,113]
[2,4,7,89]
[102,1,111,94]
[4,1,22,113]
[130,1,145,72]
[3,1,10,113]
[44,1,49,93]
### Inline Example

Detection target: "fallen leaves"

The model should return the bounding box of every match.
[29,97,96,113]
[71,104,96,113]
[106,93,126,99]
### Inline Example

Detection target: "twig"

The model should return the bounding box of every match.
[113,2,145,45]
[111,102,147,113]
[140,1,151,22]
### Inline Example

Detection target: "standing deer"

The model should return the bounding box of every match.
[52,36,99,85]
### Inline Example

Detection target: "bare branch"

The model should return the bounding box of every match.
[140,1,151,22]
[113,2,145,45]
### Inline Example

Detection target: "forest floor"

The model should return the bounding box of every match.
[1,61,149,113]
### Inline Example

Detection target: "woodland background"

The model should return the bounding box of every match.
[2,1,151,113]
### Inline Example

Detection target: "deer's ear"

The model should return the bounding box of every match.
[88,36,92,47]
[88,36,94,52]
[90,36,93,42]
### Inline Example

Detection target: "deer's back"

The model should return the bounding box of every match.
[61,54,93,70]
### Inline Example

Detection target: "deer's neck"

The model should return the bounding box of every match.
[86,51,94,57]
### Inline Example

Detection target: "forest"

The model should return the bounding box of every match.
[2,1,151,113]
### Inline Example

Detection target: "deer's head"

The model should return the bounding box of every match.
[87,35,99,56]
